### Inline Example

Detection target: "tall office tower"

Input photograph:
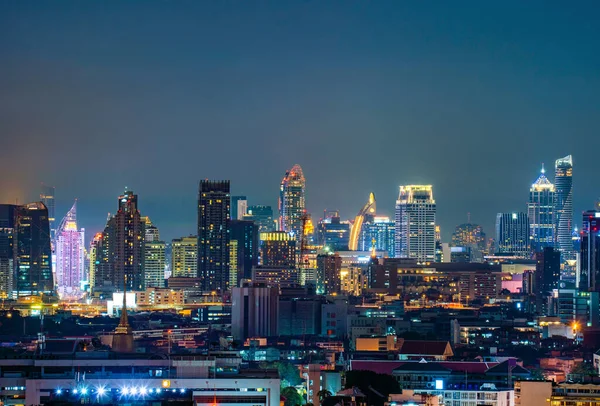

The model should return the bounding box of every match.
[231,284,279,341]
[14,202,54,296]
[0,205,16,298]
[88,232,102,291]
[495,212,530,258]
[555,155,574,258]
[145,240,166,288]
[97,191,146,292]
[279,164,306,236]
[231,196,248,221]
[359,216,395,257]
[171,236,198,278]
[349,192,376,251]
[535,247,561,315]
[317,212,350,251]
[144,217,160,242]
[316,253,342,294]
[55,201,85,299]
[451,223,487,262]
[198,180,230,291]
[244,205,275,233]
[580,210,600,292]
[394,185,436,262]
[40,184,56,240]
[528,166,555,252]
[230,220,259,286]
[260,231,296,268]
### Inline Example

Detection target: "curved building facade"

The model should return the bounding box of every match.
[278,164,306,237]
[349,192,376,251]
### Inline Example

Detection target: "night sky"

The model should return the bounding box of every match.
[1,1,599,243]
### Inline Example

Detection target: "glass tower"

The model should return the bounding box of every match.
[555,155,574,259]
[528,166,555,253]
[495,212,530,258]
[394,185,436,262]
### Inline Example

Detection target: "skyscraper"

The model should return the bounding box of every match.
[359,216,395,257]
[495,212,530,258]
[555,155,574,258]
[580,210,600,292]
[197,180,230,291]
[14,202,54,296]
[535,247,561,315]
[0,205,16,298]
[40,184,56,240]
[528,166,555,252]
[142,218,165,288]
[260,231,296,268]
[171,236,198,278]
[95,191,146,293]
[231,196,248,221]
[55,201,85,299]
[279,164,306,237]
[88,232,102,291]
[230,219,259,286]
[394,185,436,262]
[349,192,376,251]
[244,205,275,233]
[451,223,487,262]
[317,212,350,251]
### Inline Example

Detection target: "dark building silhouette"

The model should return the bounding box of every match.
[581,210,600,292]
[230,220,258,286]
[244,205,275,233]
[317,253,342,294]
[198,180,230,291]
[14,202,54,296]
[95,191,145,293]
[535,247,561,315]
[0,205,17,297]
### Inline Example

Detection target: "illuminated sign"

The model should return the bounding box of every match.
[435,379,444,390]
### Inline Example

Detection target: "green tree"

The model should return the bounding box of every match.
[570,362,597,382]
[317,389,332,403]
[277,362,302,387]
[281,386,304,406]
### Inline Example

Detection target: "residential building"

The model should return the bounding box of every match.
[171,236,197,278]
[317,253,342,294]
[395,185,436,262]
[145,240,166,288]
[260,231,296,268]
[198,180,230,291]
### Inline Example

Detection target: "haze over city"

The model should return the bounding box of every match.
[2,1,600,242]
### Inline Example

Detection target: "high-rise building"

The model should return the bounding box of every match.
[0,205,16,298]
[144,217,160,242]
[230,220,259,286]
[171,236,198,278]
[359,216,395,257]
[349,192,376,251]
[317,253,342,294]
[40,184,56,240]
[317,212,350,251]
[231,283,279,341]
[495,212,530,258]
[528,166,555,252]
[55,201,85,299]
[95,191,145,293]
[555,155,574,259]
[394,185,436,262]
[14,202,54,296]
[260,231,296,268]
[145,240,166,288]
[88,232,102,291]
[450,223,487,262]
[197,180,230,291]
[231,196,248,221]
[580,210,600,292]
[279,164,305,237]
[535,247,561,315]
[244,205,275,233]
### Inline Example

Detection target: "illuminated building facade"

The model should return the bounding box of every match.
[243,205,275,233]
[55,201,85,299]
[451,223,487,262]
[317,253,342,294]
[495,212,530,258]
[317,212,350,251]
[231,196,247,220]
[278,164,305,236]
[15,202,54,296]
[395,185,436,262]
[528,166,555,252]
[142,218,165,288]
[580,210,600,292]
[96,191,146,292]
[229,220,258,286]
[197,180,230,291]
[88,232,102,290]
[0,205,16,298]
[171,236,198,278]
[259,231,296,268]
[555,155,574,258]
[349,192,376,251]
[359,216,395,257]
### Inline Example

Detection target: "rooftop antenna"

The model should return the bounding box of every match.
[541,163,545,174]
[467,212,471,223]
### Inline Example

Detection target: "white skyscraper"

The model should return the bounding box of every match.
[395,185,436,262]
[55,201,85,299]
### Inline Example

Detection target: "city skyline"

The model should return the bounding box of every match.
[1,2,599,244]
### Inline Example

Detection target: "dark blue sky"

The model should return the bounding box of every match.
[1,1,599,242]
